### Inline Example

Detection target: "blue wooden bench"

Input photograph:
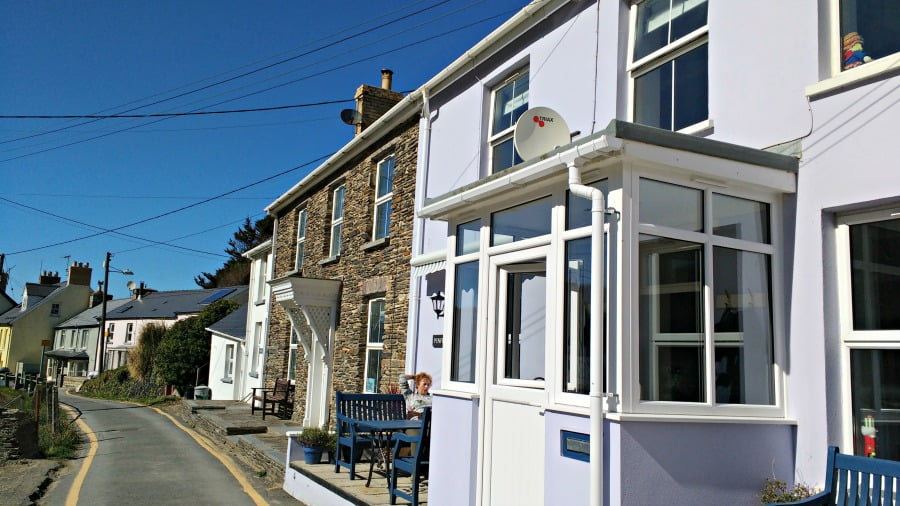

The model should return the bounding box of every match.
[767,446,900,505]
[333,391,406,480]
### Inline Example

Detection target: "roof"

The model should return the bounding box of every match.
[0,284,66,325]
[45,349,89,360]
[0,291,16,308]
[205,304,248,341]
[242,239,272,260]
[105,286,248,321]
[56,298,131,329]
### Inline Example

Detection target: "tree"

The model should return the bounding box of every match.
[128,322,167,382]
[154,299,240,392]
[195,216,273,288]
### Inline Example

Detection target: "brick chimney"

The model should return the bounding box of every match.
[67,261,93,286]
[39,271,61,285]
[354,69,403,135]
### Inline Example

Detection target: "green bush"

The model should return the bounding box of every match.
[297,427,333,448]
[759,478,816,504]
[80,366,165,402]
[39,411,81,459]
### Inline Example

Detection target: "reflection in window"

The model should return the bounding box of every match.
[490,71,529,173]
[491,196,553,246]
[634,0,709,60]
[373,156,394,240]
[640,179,703,231]
[634,44,708,131]
[840,0,900,71]
[713,194,770,243]
[364,299,386,393]
[563,238,606,394]
[330,186,345,257]
[457,219,482,256]
[296,209,307,269]
[503,268,546,382]
[639,235,705,402]
[451,262,479,383]
[850,218,900,330]
[851,349,900,459]
[566,180,609,230]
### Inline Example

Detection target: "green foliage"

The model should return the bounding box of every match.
[296,426,334,448]
[195,216,273,288]
[80,366,165,402]
[154,299,240,391]
[128,322,167,382]
[39,411,81,459]
[759,478,817,504]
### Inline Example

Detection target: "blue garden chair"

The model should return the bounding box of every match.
[389,407,431,506]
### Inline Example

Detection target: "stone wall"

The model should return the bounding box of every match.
[0,409,39,464]
[267,117,419,424]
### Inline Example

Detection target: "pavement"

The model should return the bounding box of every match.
[0,458,64,506]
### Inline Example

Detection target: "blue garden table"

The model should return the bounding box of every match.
[356,418,422,488]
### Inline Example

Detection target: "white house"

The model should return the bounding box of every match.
[402,0,900,505]
[207,240,272,401]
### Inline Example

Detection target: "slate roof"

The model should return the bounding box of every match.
[0,284,66,325]
[56,298,131,329]
[205,304,248,341]
[105,286,248,321]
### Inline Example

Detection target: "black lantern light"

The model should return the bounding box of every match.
[430,291,445,318]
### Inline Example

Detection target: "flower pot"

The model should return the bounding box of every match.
[303,446,324,464]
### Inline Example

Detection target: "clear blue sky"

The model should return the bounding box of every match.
[0,0,525,299]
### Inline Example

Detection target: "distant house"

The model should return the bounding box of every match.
[265,69,418,428]
[0,262,93,374]
[206,239,273,402]
[46,297,130,381]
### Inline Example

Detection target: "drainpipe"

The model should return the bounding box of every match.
[566,160,605,506]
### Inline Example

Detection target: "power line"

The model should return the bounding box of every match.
[3,152,332,255]
[114,213,268,255]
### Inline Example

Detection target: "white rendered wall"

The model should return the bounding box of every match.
[428,394,479,506]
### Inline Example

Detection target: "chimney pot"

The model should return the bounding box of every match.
[381,69,393,90]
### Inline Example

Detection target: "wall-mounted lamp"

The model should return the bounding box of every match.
[430,292,445,318]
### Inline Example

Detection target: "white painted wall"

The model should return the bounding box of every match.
[427,394,479,506]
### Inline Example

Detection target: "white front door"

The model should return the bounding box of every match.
[482,251,548,505]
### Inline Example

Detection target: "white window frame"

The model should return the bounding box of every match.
[250,321,263,376]
[255,257,268,302]
[79,329,88,349]
[363,298,386,393]
[60,330,67,348]
[288,326,299,382]
[296,208,308,270]
[125,323,134,343]
[225,344,235,380]
[836,208,900,454]
[107,323,115,343]
[487,69,529,175]
[628,0,710,133]
[372,155,395,241]
[330,186,345,258]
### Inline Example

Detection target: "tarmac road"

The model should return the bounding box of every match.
[40,392,268,506]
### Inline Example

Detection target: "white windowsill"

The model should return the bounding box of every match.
[806,54,900,99]
[605,412,796,425]
[432,389,480,400]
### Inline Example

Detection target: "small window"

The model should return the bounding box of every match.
[457,219,482,256]
[451,261,480,383]
[330,186,346,258]
[224,344,235,380]
[79,329,88,349]
[250,322,263,375]
[632,0,708,131]
[373,156,395,240]
[125,323,134,343]
[256,257,268,301]
[50,303,60,317]
[491,196,554,246]
[296,209,307,270]
[839,0,900,71]
[489,70,529,173]
[107,323,115,343]
[364,299,386,393]
[288,327,299,381]
[60,330,67,348]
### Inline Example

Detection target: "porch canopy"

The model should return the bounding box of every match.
[45,349,89,361]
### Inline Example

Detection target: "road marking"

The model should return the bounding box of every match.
[60,404,98,506]
[152,406,269,506]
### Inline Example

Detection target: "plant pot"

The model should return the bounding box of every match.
[303,446,324,464]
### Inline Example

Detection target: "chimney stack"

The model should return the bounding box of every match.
[39,270,61,285]
[353,69,403,136]
[67,261,93,286]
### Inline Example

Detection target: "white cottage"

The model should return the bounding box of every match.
[404,0,900,504]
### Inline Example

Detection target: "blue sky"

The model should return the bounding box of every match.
[0,0,524,299]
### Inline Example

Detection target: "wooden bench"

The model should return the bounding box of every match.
[333,391,405,480]
[251,378,294,420]
[767,446,900,505]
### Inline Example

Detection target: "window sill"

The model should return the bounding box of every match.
[605,412,797,425]
[248,372,259,379]
[221,378,233,384]
[254,299,266,306]
[806,53,900,99]
[432,388,480,400]
[318,256,339,266]
[678,118,714,137]
[362,236,389,251]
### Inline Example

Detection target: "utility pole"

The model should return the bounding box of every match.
[97,252,111,374]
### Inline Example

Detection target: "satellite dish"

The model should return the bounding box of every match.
[340,109,361,126]
[126,281,137,291]
[513,107,571,161]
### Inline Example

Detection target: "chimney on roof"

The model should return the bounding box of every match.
[39,270,61,285]
[67,261,92,286]
[351,69,403,136]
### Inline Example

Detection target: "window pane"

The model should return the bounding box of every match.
[850,349,900,460]
[377,157,395,198]
[330,222,342,257]
[504,268,546,381]
[298,210,307,239]
[566,179,609,230]
[333,186,345,219]
[374,201,392,239]
[673,43,708,130]
[713,247,774,405]
[639,179,703,231]
[639,235,705,402]
[457,219,482,256]
[368,299,385,344]
[491,137,523,173]
[840,0,900,70]
[634,0,708,60]
[296,243,305,269]
[563,238,607,394]
[851,218,900,330]
[365,349,383,393]
[452,262,479,383]
[492,73,529,134]
[713,194,770,243]
[671,0,708,41]
[491,196,553,246]
[634,62,672,130]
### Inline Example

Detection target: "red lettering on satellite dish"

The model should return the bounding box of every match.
[532,115,554,128]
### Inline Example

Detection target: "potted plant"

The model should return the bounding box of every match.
[296,427,332,464]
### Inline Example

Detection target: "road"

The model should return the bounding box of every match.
[41,392,268,506]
